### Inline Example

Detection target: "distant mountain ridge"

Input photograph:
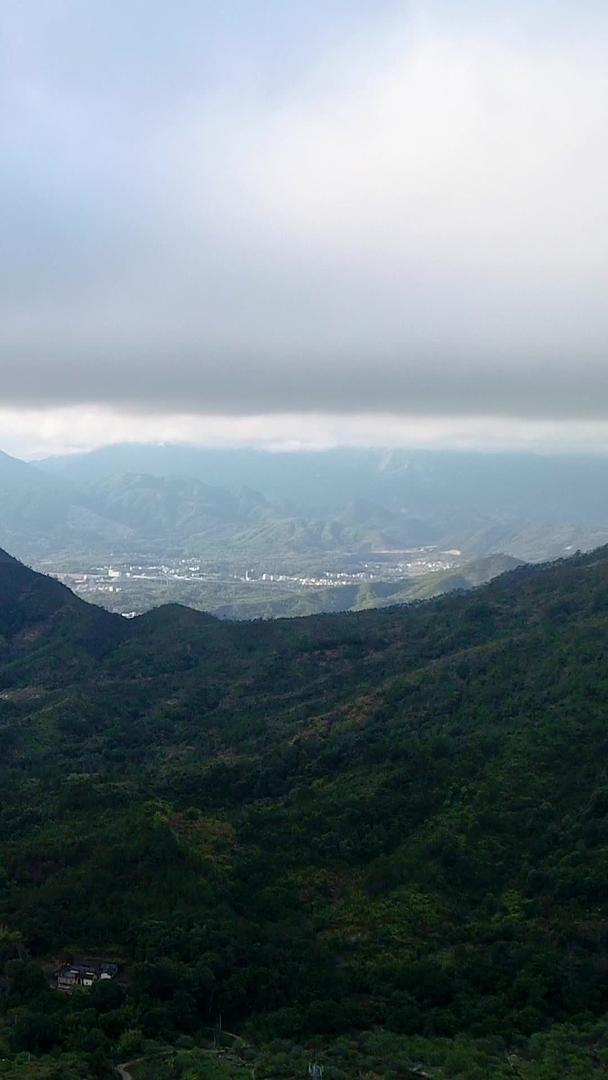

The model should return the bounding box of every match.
[5,449,441,559]
[0,450,133,557]
[3,445,608,577]
[38,442,608,524]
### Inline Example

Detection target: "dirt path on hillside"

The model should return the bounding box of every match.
[116,1062,139,1080]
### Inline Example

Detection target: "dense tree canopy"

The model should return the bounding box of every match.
[1,547,608,1075]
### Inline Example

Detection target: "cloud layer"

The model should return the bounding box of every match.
[7,406,608,462]
[1,1,608,429]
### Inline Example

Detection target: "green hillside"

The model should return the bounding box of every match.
[1,548,608,1076]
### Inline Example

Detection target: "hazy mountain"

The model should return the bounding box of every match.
[0,448,73,535]
[34,444,608,562]
[38,443,608,523]
[5,453,410,560]
[2,450,443,558]
[0,449,133,559]
[5,445,608,586]
[80,473,440,556]
[85,472,269,539]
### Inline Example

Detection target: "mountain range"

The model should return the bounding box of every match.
[35,444,608,525]
[4,444,608,565]
[0,448,438,562]
[1,544,608,1075]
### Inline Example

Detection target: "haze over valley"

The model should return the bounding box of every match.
[4,443,608,617]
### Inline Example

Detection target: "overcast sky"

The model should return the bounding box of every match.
[2,0,608,456]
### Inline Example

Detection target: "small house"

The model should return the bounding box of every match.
[56,959,118,992]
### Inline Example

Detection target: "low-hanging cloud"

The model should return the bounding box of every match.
[2,0,608,422]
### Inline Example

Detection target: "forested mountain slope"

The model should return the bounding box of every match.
[1,547,608,1076]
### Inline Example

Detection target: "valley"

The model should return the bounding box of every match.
[39,548,518,619]
[3,444,608,619]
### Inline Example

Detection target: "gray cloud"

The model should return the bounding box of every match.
[1,1,608,422]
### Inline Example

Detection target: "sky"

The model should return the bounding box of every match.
[1,0,608,457]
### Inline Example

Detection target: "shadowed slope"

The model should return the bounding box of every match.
[0,547,126,683]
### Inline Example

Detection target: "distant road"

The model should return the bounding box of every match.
[115,1063,138,1080]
